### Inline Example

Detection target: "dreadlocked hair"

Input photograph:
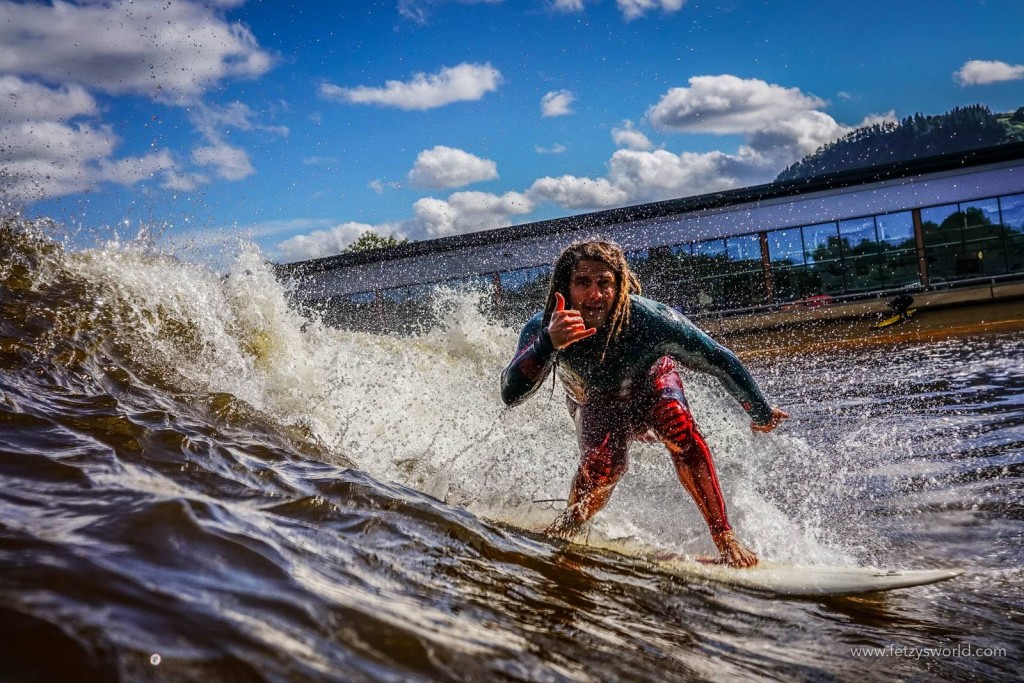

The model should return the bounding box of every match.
[541,240,642,360]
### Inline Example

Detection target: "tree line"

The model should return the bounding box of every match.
[777,104,1022,182]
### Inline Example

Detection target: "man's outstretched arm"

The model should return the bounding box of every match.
[500,317,556,407]
[654,307,787,430]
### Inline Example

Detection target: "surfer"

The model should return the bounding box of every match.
[501,240,788,568]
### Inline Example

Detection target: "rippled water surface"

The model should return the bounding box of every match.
[1,224,1021,681]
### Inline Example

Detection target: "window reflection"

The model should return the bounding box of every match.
[726,234,761,261]
[349,291,376,304]
[768,228,804,265]
[694,239,725,257]
[1002,193,1024,233]
[1001,193,1024,273]
[498,264,551,325]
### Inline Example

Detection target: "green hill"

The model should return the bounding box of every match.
[776,104,1022,182]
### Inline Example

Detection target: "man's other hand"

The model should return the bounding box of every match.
[751,407,790,433]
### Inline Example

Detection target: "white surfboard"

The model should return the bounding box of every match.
[647,556,964,597]
[536,529,964,597]
[566,540,964,597]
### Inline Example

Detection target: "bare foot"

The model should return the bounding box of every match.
[713,530,759,568]
[544,509,583,541]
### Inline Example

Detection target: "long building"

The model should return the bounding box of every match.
[278,143,1024,332]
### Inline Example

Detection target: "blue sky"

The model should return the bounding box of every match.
[2,0,1023,264]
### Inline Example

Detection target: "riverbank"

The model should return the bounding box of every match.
[696,280,1024,358]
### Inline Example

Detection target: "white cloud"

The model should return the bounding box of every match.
[0,5,273,203]
[161,170,209,192]
[535,143,567,154]
[525,146,774,213]
[0,120,114,200]
[617,0,685,20]
[276,220,405,262]
[191,142,255,180]
[408,145,498,189]
[528,176,629,210]
[188,102,289,139]
[0,75,185,201]
[528,76,852,213]
[857,110,898,128]
[413,191,534,237]
[552,0,681,18]
[397,0,503,24]
[954,59,1024,86]
[274,189,532,260]
[541,89,575,117]
[612,120,653,150]
[97,150,177,185]
[607,146,774,202]
[369,179,403,194]
[646,75,849,163]
[303,156,339,166]
[0,0,273,102]
[320,62,502,110]
[648,75,826,134]
[0,75,97,123]
[744,111,849,159]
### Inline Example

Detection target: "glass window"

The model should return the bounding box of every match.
[500,266,549,291]
[969,238,1009,276]
[769,265,813,302]
[961,198,1002,244]
[767,228,804,265]
[349,291,377,304]
[921,203,963,247]
[725,234,761,262]
[706,271,767,309]
[635,245,693,311]
[838,217,878,255]
[497,265,551,324]
[961,198,1000,228]
[1006,234,1024,273]
[693,239,726,258]
[836,217,880,291]
[802,222,841,263]
[926,243,966,282]
[444,273,492,291]
[625,249,649,273]
[844,253,882,292]
[1001,193,1024,234]
[876,211,915,248]
[382,283,436,303]
[671,243,693,258]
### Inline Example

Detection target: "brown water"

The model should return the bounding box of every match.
[1,222,1021,681]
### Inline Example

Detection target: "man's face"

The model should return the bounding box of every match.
[568,259,617,330]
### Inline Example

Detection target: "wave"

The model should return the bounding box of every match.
[2,216,1019,680]
[2,217,861,562]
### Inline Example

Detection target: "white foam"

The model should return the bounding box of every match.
[65,240,857,565]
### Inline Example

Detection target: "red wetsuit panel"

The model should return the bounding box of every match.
[646,357,731,536]
[567,356,731,535]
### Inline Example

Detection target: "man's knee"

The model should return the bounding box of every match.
[577,441,628,492]
[652,398,697,445]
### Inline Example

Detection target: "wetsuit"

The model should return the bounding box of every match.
[501,294,773,537]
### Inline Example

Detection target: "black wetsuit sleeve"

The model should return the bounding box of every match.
[500,315,556,407]
[652,309,774,425]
